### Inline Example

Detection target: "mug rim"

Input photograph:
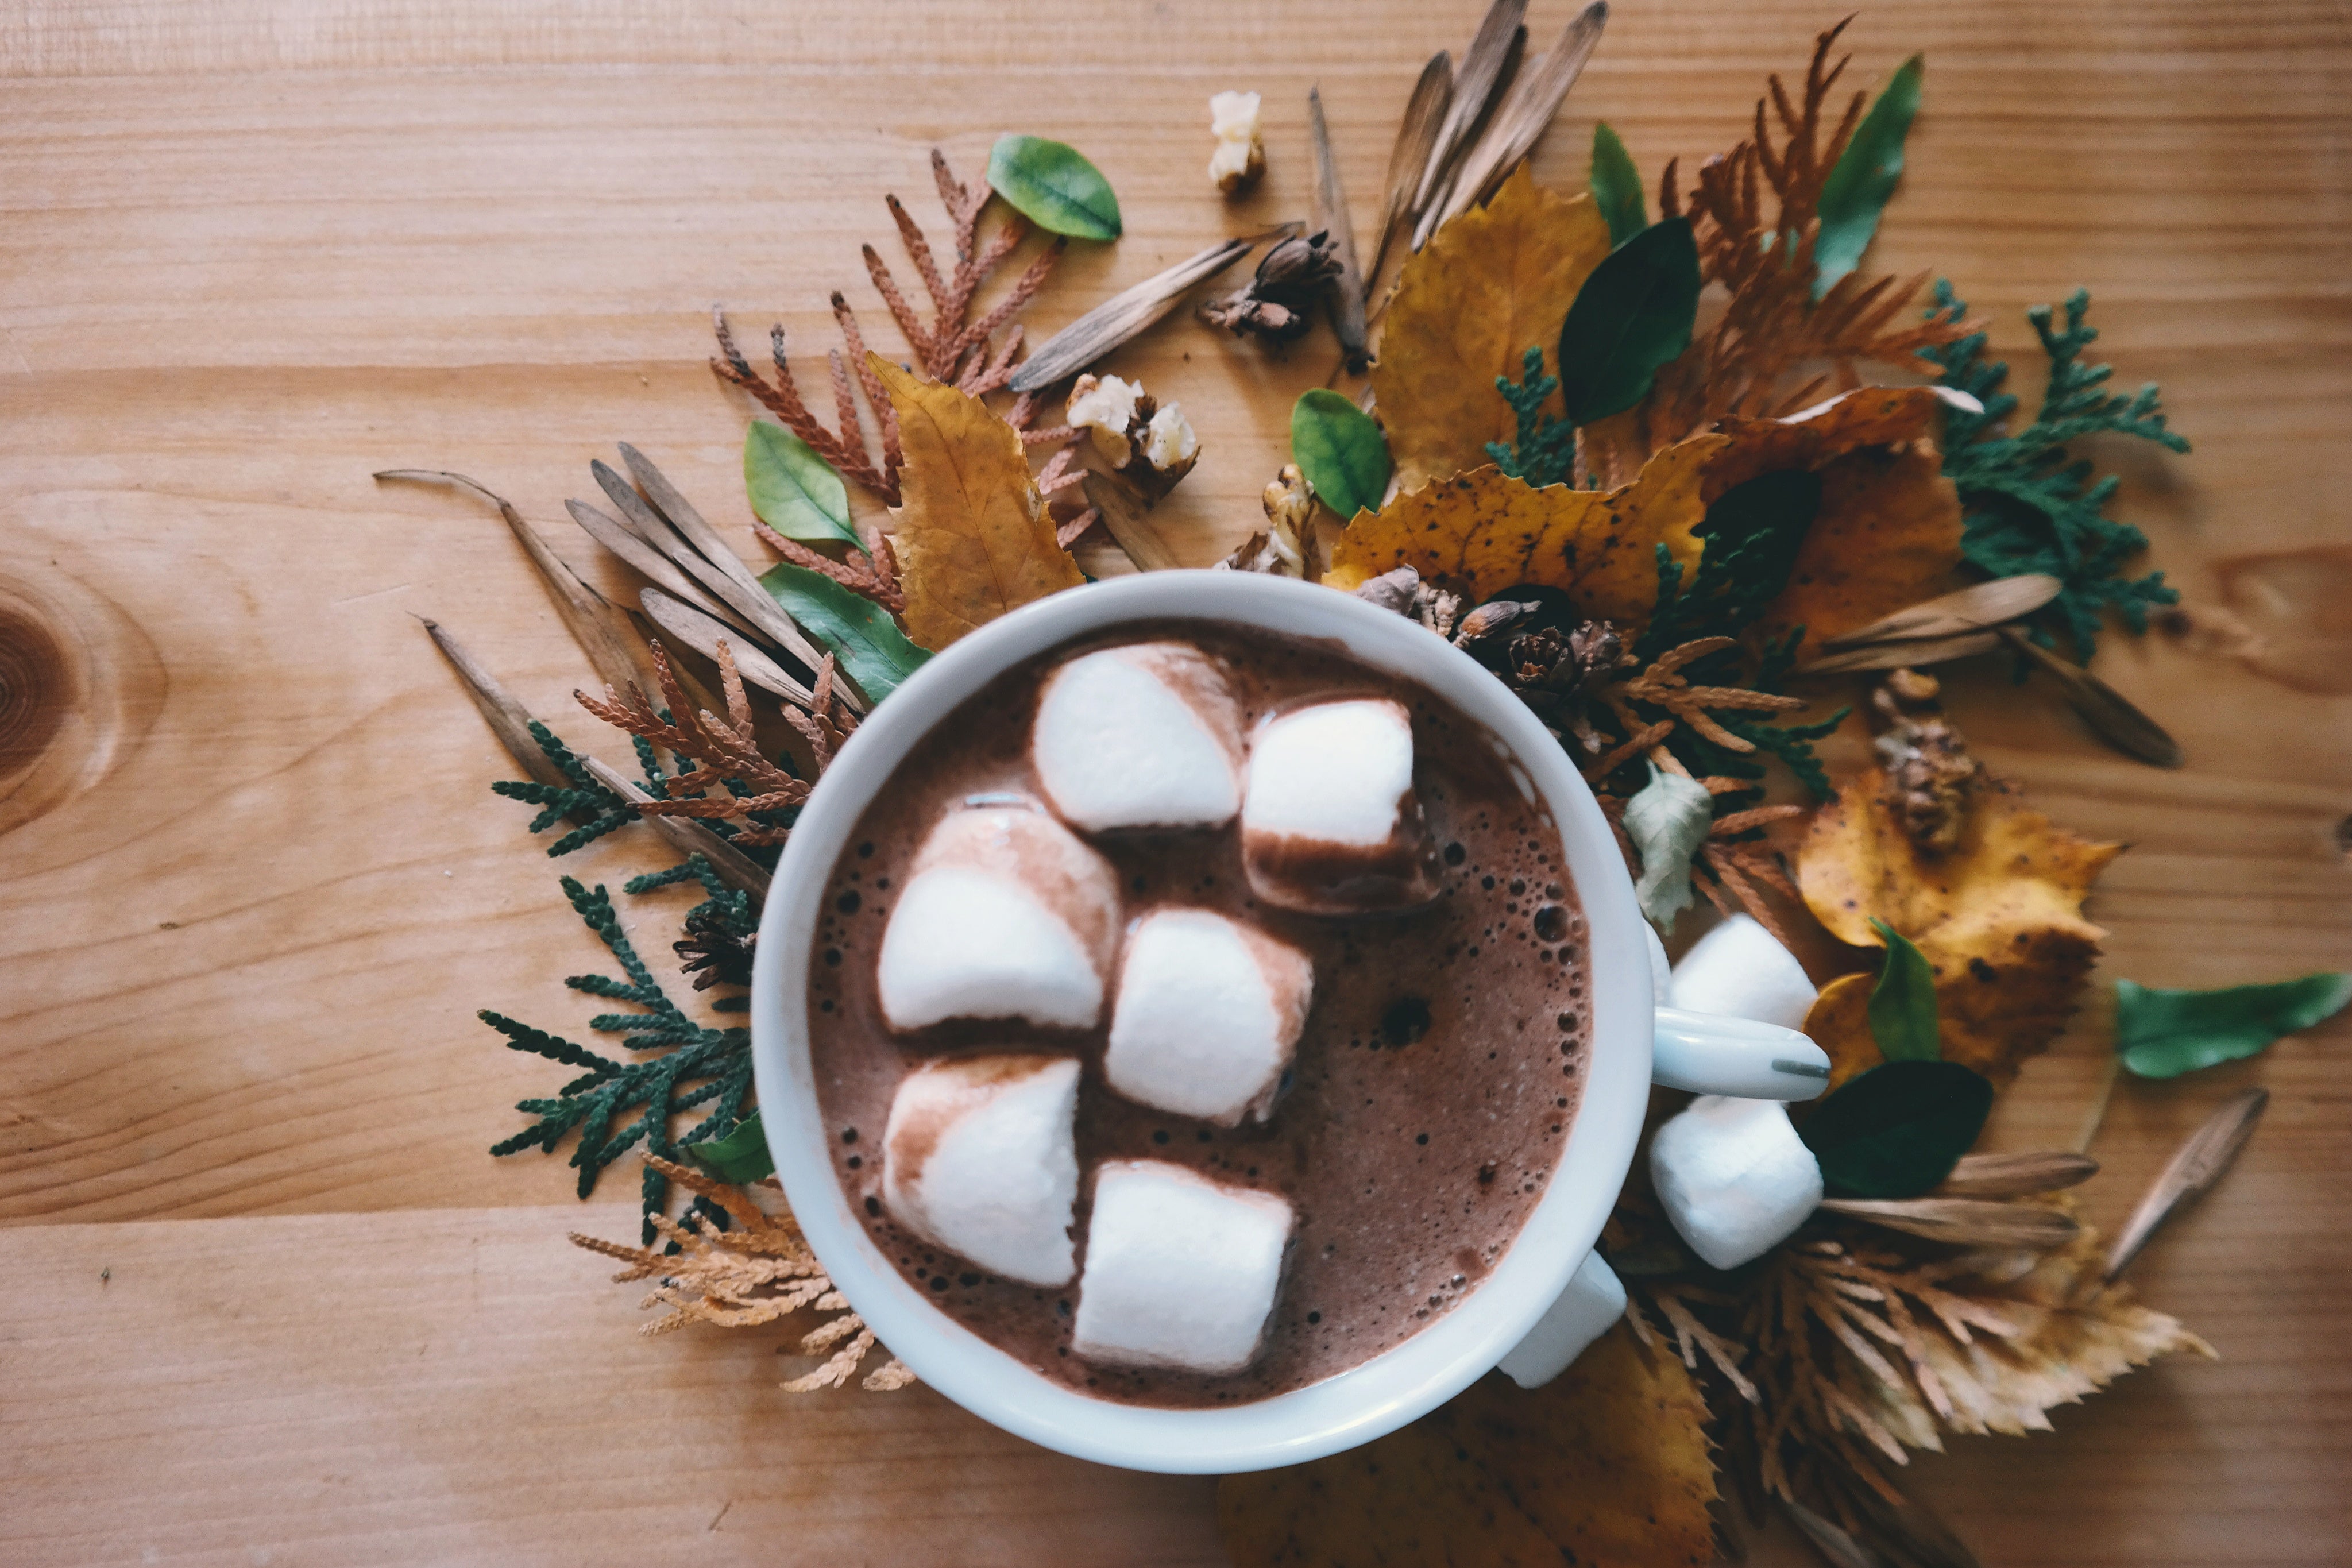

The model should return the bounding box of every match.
[750,571,1652,1474]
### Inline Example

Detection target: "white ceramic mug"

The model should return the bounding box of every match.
[751,570,1827,1474]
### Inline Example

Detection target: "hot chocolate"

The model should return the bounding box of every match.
[806,619,1592,1408]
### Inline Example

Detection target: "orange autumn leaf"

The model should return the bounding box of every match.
[1219,1326,1715,1568]
[1372,164,1612,493]
[1802,971,1881,1092]
[1799,769,2122,1087]
[874,354,1082,651]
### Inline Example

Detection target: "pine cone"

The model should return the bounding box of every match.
[675,909,756,991]
[1497,619,1631,720]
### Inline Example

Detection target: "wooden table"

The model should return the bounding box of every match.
[2,1,2346,1562]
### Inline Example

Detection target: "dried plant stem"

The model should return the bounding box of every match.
[418,617,576,796]
[377,469,652,699]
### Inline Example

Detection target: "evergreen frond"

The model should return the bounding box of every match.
[1925,283,2189,661]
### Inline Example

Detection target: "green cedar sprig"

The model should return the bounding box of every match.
[1924,282,2190,661]
[484,874,754,1241]
[489,720,640,856]
[1488,346,1579,489]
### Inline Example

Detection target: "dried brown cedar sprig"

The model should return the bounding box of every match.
[577,639,851,848]
[712,149,1064,505]
[574,1154,914,1392]
[1608,21,1979,469]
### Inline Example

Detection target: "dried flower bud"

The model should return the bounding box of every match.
[1208,91,1266,196]
[1453,598,1541,665]
[1199,232,1344,346]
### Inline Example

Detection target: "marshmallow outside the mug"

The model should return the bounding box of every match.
[875,804,1121,1031]
[1669,914,1817,1030]
[882,1055,1082,1287]
[1072,1161,1293,1374]
[1648,1095,1824,1270]
[1033,644,1243,833]
[1104,909,1313,1125]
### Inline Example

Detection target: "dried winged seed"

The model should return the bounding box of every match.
[1935,1150,2099,1199]
[1995,626,2181,767]
[1823,575,2065,650]
[567,497,760,639]
[2106,1087,2268,1281]
[639,586,813,706]
[1368,52,1453,289]
[1821,1199,2083,1250]
[1794,631,2004,676]
[617,446,858,709]
[1411,0,1528,226]
[1082,468,1184,573]
[1307,87,1368,368]
[1009,236,1258,393]
[1434,1,1608,229]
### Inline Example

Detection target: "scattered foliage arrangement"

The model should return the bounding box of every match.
[400,12,2349,1568]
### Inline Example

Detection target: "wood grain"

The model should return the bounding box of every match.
[0,0,2345,1561]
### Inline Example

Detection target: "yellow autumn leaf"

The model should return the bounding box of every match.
[1799,769,2122,1087]
[1323,457,1712,627]
[1219,1326,1716,1568]
[874,354,1083,651]
[1372,164,1612,493]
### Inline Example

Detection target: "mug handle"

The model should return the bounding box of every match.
[1500,1005,1832,1387]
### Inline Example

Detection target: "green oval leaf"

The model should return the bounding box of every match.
[1813,54,1923,300]
[1555,215,1701,427]
[986,135,1122,241]
[759,561,931,702]
[1589,122,1648,248]
[1866,917,1941,1062]
[682,1110,774,1184]
[1799,1059,1992,1198]
[1624,762,1713,933]
[2116,972,2352,1079]
[1290,388,1392,522]
[744,422,858,547]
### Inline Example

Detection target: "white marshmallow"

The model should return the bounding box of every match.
[1240,698,1439,913]
[1032,644,1244,833]
[1649,1095,1824,1270]
[875,804,1122,1031]
[1072,1161,1293,1374]
[882,1055,1081,1287]
[1104,909,1313,1125]
[1495,1252,1627,1389]
[1669,914,1818,1030]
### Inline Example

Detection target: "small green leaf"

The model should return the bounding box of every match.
[683,1110,774,1184]
[1624,762,1714,933]
[1290,389,1391,521]
[986,135,1122,241]
[744,422,858,548]
[1813,54,1923,300]
[1866,918,1940,1062]
[1555,215,1701,426]
[759,561,931,702]
[1799,1059,1993,1198]
[1589,122,1647,247]
[2115,972,2352,1079]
